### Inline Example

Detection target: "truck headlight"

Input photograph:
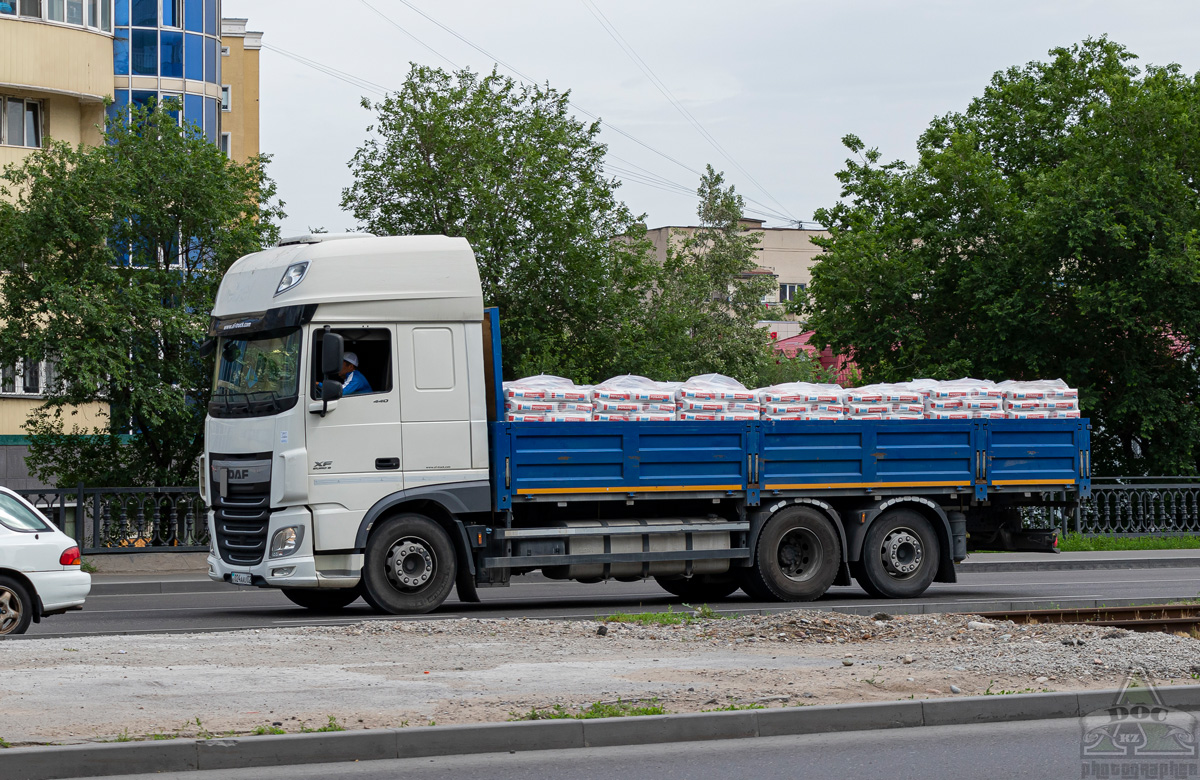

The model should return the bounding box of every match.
[269,526,305,558]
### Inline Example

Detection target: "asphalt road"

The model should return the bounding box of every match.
[87,716,1177,780]
[21,565,1200,638]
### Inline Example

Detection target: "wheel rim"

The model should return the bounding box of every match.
[777,527,823,583]
[386,538,436,590]
[879,527,923,579]
[0,587,22,635]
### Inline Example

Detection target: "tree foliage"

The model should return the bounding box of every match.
[343,66,820,389]
[342,65,654,383]
[0,102,282,486]
[801,37,1200,474]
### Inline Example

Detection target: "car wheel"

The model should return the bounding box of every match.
[0,575,33,636]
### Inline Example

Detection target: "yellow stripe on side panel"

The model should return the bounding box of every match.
[765,481,967,490]
[516,484,744,495]
[990,479,1075,486]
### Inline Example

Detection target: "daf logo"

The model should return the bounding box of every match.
[228,468,250,480]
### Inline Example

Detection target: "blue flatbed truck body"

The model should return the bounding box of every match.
[491,417,1090,509]
[477,306,1088,596]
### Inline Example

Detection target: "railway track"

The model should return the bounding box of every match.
[975,604,1200,635]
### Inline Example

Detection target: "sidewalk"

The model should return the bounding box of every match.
[85,549,1200,596]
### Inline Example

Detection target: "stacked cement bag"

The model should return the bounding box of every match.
[999,380,1080,419]
[503,374,594,422]
[592,375,680,421]
[920,378,1005,420]
[757,382,846,420]
[838,383,923,420]
[676,374,761,421]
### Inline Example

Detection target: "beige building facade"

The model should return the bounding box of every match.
[643,218,829,340]
[219,17,260,163]
[0,4,262,486]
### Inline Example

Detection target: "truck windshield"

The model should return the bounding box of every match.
[209,327,302,418]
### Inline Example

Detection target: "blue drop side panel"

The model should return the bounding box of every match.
[761,419,975,486]
[504,421,752,494]
[984,419,1086,484]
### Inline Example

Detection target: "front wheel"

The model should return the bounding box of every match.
[281,587,361,613]
[0,575,33,636]
[362,514,456,615]
[856,509,940,599]
[740,506,841,601]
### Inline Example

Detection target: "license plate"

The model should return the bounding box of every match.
[231,572,253,586]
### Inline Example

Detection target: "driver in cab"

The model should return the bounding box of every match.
[317,352,372,396]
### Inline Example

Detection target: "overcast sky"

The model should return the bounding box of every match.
[226,1,1200,237]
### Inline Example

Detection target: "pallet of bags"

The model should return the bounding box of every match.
[502,375,594,422]
[998,379,1080,419]
[676,374,761,421]
[591,375,679,421]
[843,383,924,420]
[755,382,846,421]
[918,378,1002,420]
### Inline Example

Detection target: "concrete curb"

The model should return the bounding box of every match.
[6,686,1200,780]
[957,556,1200,573]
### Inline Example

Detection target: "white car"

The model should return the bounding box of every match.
[0,487,90,636]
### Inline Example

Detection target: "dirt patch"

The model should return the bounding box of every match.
[1,610,1194,746]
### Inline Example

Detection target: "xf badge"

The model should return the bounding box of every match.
[313,461,333,471]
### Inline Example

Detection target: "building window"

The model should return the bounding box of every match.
[220,132,230,158]
[220,85,230,111]
[5,0,110,28]
[779,283,805,303]
[1,97,41,148]
[1,358,54,397]
[162,0,181,27]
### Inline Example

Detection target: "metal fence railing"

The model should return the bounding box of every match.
[16,477,1200,553]
[1074,477,1200,536]
[18,485,208,554]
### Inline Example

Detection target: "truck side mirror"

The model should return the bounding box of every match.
[322,379,343,403]
[198,337,216,358]
[321,329,344,377]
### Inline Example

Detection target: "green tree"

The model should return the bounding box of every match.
[800,37,1200,475]
[625,166,821,386]
[342,64,654,383]
[0,102,282,486]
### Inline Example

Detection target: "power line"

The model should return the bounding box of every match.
[262,43,390,96]
[578,0,798,223]
[357,0,797,224]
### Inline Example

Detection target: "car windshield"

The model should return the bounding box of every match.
[210,327,302,417]
[0,492,52,532]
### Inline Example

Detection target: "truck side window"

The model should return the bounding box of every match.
[310,327,393,398]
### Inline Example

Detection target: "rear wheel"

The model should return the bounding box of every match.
[857,509,940,599]
[655,574,740,602]
[362,514,456,615]
[0,575,33,636]
[281,587,361,613]
[741,506,840,601]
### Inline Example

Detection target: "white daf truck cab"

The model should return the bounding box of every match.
[203,233,492,612]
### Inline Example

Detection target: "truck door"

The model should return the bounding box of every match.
[397,323,479,487]
[305,324,404,550]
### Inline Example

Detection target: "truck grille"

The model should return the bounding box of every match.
[210,453,273,566]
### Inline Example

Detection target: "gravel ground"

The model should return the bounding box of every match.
[1,610,1197,747]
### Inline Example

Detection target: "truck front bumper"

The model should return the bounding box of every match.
[206,506,362,590]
